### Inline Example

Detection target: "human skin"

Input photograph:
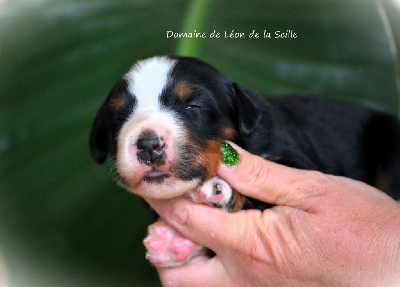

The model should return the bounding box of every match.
[145,143,400,287]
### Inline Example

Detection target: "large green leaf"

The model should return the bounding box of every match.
[0,0,398,286]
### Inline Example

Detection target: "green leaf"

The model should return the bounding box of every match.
[0,0,399,286]
[177,0,213,56]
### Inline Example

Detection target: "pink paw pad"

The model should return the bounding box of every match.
[143,221,204,267]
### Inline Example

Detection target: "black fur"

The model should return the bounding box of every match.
[89,56,400,200]
[239,94,400,199]
[89,78,136,164]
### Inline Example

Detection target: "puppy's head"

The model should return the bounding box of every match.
[89,56,261,199]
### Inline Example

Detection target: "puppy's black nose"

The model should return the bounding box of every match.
[136,138,166,165]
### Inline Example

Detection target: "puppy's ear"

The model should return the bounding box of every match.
[89,106,110,164]
[89,78,133,164]
[230,82,262,137]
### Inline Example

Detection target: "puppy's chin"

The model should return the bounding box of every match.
[120,174,201,200]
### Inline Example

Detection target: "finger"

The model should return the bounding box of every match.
[217,142,328,207]
[157,256,226,287]
[145,196,259,254]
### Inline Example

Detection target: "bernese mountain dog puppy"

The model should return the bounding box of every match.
[89,56,400,267]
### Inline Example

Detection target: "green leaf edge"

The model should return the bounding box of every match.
[177,0,400,117]
[176,0,213,57]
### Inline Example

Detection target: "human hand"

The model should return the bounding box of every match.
[146,143,400,286]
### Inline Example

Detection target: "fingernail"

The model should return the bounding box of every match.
[221,142,240,167]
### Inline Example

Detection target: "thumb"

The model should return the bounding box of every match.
[218,142,326,208]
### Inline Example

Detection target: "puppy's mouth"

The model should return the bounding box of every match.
[143,170,170,183]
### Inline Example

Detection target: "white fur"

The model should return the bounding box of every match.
[116,56,201,199]
[188,177,233,211]
[124,56,176,111]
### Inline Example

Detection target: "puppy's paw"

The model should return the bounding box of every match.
[143,221,204,267]
[189,176,233,211]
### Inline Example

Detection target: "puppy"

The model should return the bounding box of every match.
[89,56,400,266]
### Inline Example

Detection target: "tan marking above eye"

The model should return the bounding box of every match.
[109,93,127,110]
[174,84,193,100]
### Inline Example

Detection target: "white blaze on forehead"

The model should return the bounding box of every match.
[124,56,176,110]
[116,56,189,199]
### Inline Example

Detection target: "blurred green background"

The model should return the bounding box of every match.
[0,0,399,286]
